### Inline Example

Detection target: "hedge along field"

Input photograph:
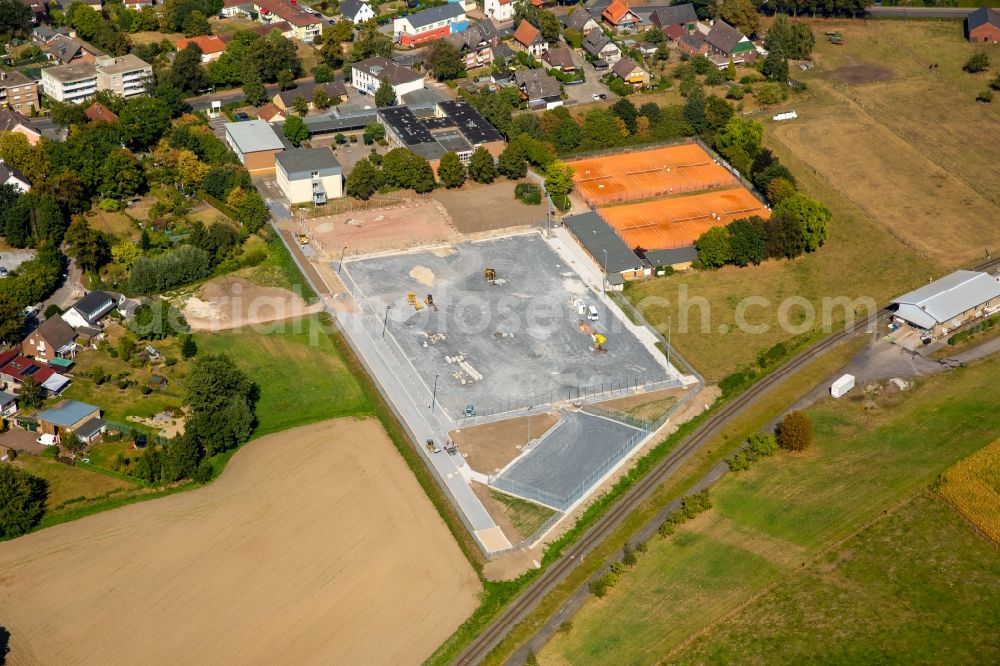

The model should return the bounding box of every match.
[939,437,1000,545]
[541,355,1000,665]
[194,313,370,437]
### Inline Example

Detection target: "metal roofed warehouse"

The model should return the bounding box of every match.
[563,212,648,282]
[890,270,1000,336]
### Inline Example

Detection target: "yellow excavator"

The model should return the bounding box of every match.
[296,233,309,245]
[407,292,423,310]
[425,294,438,311]
[484,268,496,284]
[579,323,608,352]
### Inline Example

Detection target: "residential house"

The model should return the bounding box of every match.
[484,0,514,23]
[276,147,343,205]
[542,46,577,72]
[63,291,117,329]
[674,30,710,56]
[0,160,31,192]
[18,0,46,22]
[273,80,349,111]
[0,349,70,395]
[890,270,1000,338]
[339,0,376,23]
[704,20,754,60]
[175,35,227,62]
[0,109,41,145]
[0,390,16,417]
[256,102,287,122]
[513,20,547,57]
[966,7,1000,43]
[32,25,70,44]
[85,101,118,123]
[582,28,621,64]
[36,399,100,438]
[561,7,600,34]
[221,0,253,17]
[514,68,563,109]
[22,315,77,362]
[649,3,697,32]
[443,27,496,70]
[0,71,39,113]
[41,54,153,103]
[43,35,102,65]
[601,0,640,32]
[224,119,285,174]
[612,56,649,86]
[253,0,323,42]
[394,4,468,47]
[350,56,425,102]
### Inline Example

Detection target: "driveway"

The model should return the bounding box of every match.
[43,257,83,311]
[0,428,45,455]
[562,52,616,106]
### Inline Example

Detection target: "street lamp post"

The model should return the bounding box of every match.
[430,374,439,411]
[602,249,608,293]
[338,245,347,274]
[382,304,391,338]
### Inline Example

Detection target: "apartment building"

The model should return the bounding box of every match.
[0,71,40,113]
[253,0,322,42]
[41,54,152,103]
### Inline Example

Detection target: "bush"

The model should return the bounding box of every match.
[776,410,812,451]
[193,459,213,483]
[44,304,63,319]
[963,51,990,74]
[947,312,1000,345]
[680,489,712,519]
[976,90,993,103]
[728,432,779,471]
[514,182,542,205]
[588,571,619,597]
[726,85,744,100]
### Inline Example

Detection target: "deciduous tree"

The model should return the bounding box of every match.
[468,146,496,184]
[695,225,732,267]
[776,410,812,451]
[0,464,48,539]
[436,151,466,189]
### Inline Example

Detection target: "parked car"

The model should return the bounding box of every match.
[465,404,475,417]
[37,434,56,446]
[587,305,599,321]
[0,266,7,278]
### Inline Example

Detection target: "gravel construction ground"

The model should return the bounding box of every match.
[431,181,543,235]
[343,234,670,419]
[450,411,561,474]
[307,200,460,257]
[0,418,479,666]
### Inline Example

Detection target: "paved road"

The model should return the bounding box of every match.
[865,5,977,18]
[43,257,82,312]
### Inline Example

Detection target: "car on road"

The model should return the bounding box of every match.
[588,305,599,321]
[465,404,475,417]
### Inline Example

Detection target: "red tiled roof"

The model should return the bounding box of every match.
[85,102,118,123]
[602,0,637,25]
[254,0,321,28]
[664,24,685,40]
[0,353,54,384]
[257,102,284,121]
[176,34,226,54]
[513,20,541,47]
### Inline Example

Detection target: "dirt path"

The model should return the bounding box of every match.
[0,418,479,665]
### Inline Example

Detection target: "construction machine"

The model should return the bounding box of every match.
[425,294,438,311]
[484,268,496,284]
[407,292,423,310]
[296,234,309,245]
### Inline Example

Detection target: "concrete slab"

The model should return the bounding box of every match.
[343,234,671,420]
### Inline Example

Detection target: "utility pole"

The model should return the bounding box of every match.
[430,374,439,411]
[667,314,672,371]
[338,245,347,274]
[602,249,608,294]
[382,304,391,338]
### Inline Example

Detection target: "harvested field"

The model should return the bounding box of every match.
[569,143,736,206]
[0,418,479,665]
[450,412,560,474]
[432,180,543,234]
[939,437,1000,544]
[180,276,322,331]
[308,200,459,257]
[600,187,769,250]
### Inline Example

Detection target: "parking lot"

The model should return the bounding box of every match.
[562,51,617,106]
[342,234,670,420]
[0,249,36,276]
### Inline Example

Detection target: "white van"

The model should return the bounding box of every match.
[587,305,599,321]
[573,298,586,316]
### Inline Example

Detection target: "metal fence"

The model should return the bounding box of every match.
[104,421,170,447]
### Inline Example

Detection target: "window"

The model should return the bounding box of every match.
[311,171,319,177]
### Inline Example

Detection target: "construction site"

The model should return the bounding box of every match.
[338,232,697,551]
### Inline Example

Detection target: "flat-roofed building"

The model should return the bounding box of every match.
[275,147,343,204]
[41,54,151,103]
[224,119,285,174]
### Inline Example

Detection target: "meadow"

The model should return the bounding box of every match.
[628,19,997,382]
[541,354,1000,664]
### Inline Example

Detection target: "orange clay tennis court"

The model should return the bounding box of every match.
[570,143,737,206]
[599,187,770,250]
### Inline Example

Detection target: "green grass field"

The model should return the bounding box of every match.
[194,313,370,436]
[490,490,556,539]
[675,491,1000,664]
[541,355,1000,665]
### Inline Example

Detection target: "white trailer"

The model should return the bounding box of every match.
[830,374,855,399]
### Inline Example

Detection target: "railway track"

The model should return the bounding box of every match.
[455,257,1000,666]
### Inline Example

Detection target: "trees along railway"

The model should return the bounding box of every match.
[454,254,1000,665]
